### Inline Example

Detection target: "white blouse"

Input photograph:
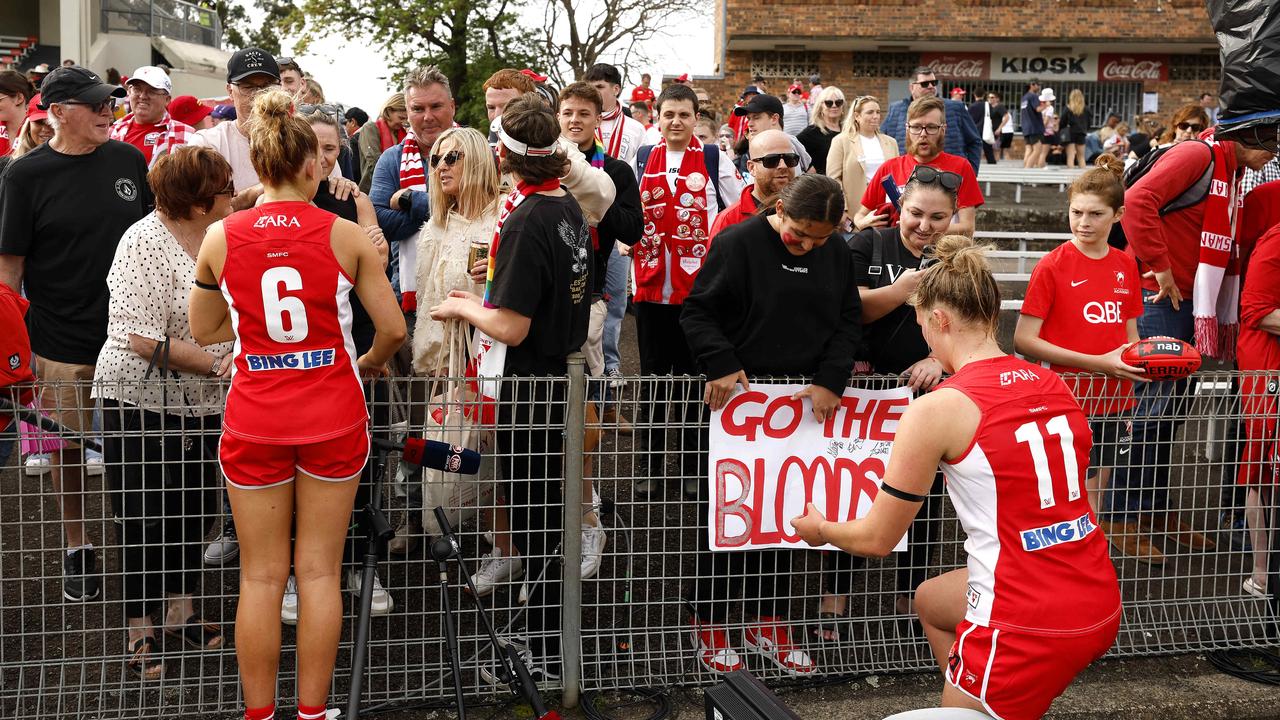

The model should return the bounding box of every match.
[412,204,498,375]
[93,212,232,415]
[859,133,886,180]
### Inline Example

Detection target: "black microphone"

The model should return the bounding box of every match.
[371,436,481,474]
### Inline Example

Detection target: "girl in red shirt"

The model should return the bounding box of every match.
[190,90,404,720]
[1014,155,1151,557]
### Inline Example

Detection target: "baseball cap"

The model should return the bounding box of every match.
[127,66,172,94]
[168,95,212,126]
[788,83,803,94]
[26,93,47,122]
[675,73,690,83]
[740,85,761,99]
[950,87,966,97]
[37,66,126,109]
[733,93,784,117]
[226,47,280,84]
[211,104,237,121]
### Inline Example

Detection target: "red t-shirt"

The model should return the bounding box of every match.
[858,151,984,212]
[630,86,655,105]
[122,121,167,164]
[0,123,10,157]
[1240,181,1280,267]
[1021,241,1143,416]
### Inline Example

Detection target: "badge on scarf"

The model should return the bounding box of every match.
[653,186,665,200]
[679,192,694,207]
[686,172,706,192]
[692,243,707,257]
[642,190,651,202]
[677,224,691,237]
[677,208,691,222]
[652,206,665,220]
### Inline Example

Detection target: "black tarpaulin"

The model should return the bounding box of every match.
[1208,0,1280,147]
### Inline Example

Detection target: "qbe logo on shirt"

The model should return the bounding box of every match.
[114,178,138,202]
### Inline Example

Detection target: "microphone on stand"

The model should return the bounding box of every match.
[370,436,481,474]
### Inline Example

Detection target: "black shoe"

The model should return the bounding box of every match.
[479,637,560,689]
[63,548,100,601]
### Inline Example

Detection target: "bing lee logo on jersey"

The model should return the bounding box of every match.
[244,348,336,371]
[1021,512,1098,552]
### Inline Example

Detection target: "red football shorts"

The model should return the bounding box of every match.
[945,611,1120,720]
[220,424,370,490]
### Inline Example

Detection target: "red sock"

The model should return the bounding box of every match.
[245,705,275,720]
[297,703,326,720]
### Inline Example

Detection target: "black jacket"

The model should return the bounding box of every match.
[594,153,644,295]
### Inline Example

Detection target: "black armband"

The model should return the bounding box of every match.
[193,279,220,291]
[879,481,928,503]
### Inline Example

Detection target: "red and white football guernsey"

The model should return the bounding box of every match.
[1021,242,1143,416]
[218,200,367,444]
[938,355,1121,636]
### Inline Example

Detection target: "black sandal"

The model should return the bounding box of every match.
[126,636,165,678]
[164,615,224,650]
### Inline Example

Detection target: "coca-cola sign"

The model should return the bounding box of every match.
[920,52,989,80]
[1098,54,1169,82]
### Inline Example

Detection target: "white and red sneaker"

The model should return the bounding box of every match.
[743,616,816,676]
[690,620,744,674]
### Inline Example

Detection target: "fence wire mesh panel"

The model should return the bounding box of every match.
[1,370,1277,718]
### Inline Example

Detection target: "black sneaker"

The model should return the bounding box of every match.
[63,548,100,602]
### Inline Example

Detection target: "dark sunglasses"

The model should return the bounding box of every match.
[790,89,802,94]
[908,165,962,191]
[63,98,116,114]
[913,79,938,88]
[430,150,465,169]
[751,153,800,169]
[1176,122,1205,133]
[823,99,845,108]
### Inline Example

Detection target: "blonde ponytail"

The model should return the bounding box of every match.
[909,234,1001,334]
[248,88,319,187]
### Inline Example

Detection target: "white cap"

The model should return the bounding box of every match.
[128,66,172,94]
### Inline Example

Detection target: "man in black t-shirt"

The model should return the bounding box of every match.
[0,66,147,602]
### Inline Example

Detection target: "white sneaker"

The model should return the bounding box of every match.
[281,575,298,625]
[581,523,606,580]
[605,368,625,389]
[346,568,394,615]
[85,455,104,476]
[471,548,523,598]
[24,455,51,476]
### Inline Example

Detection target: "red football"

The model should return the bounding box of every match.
[1121,336,1201,381]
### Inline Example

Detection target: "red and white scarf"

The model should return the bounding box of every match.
[482,178,562,307]
[634,135,712,305]
[1192,135,1242,360]
[108,111,192,168]
[596,105,625,160]
[396,134,428,311]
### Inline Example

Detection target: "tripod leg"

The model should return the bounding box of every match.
[439,568,467,720]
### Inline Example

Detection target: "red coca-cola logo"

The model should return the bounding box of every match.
[920,53,989,80]
[1098,54,1168,82]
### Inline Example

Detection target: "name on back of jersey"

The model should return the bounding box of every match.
[245,348,336,371]
[1021,512,1097,552]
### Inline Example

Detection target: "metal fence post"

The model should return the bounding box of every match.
[561,353,586,708]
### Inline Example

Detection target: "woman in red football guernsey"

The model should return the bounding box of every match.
[793,234,1121,720]
[189,89,405,720]
[1014,154,1152,560]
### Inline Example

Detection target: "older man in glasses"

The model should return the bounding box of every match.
[881,66,983,173]
[0,66,151,603]
[109,65,193,168]
[853,96,983,236]
[710,129,797,238]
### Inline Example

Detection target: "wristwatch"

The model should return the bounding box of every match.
[397,190,412,212]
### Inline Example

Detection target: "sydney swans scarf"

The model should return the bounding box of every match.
[1192,138,1241,360]
[396,135,427,311]
[597,105,625,160]
[482,178,562,307]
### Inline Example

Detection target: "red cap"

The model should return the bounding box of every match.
[951,87,966,97]
[675,73,690,83]
[167,94,212,126]
[26,93,47,122]
[788,83,803,94]
[519,68,548,83]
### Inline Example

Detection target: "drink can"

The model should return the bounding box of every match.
[468,240,489,269]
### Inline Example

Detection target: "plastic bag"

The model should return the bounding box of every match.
[1208,0,1280,145]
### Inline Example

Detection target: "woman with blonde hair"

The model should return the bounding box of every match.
[797,86,846,175]
[1060,89,1092,168]
[826,95,898,222]
[356,92,408,192]
[412,126,502,374]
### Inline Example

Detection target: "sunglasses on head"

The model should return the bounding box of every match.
[908,165,962,191]
[823,99,845,108]
[751,152,800,169]
[914,79,938,88]
[430,150,464,169]
[1176,122,1205,133]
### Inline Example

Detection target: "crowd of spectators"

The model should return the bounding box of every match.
[0,47,1276,713]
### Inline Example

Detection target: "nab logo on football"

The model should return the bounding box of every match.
[253,215,302,229]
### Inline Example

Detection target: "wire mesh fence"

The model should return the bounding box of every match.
[0,367,1276,718]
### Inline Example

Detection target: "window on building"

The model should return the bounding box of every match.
[750,51,819,83]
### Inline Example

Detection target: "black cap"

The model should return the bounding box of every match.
[733,93,784,117]
[37,66,125,109]
[227,47,280,83]
[740,85,761,99]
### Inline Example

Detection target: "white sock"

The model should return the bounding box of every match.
[66,544,93,556]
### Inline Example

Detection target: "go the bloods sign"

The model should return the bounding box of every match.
[707,384,912,552]
[921,52,990,80]
[1097,54,1169,82]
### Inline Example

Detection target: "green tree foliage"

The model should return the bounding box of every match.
[210,1,298,56]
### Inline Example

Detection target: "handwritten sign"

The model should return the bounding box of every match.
[707,384,912,552]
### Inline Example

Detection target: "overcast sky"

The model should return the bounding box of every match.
[273,3,716,115]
